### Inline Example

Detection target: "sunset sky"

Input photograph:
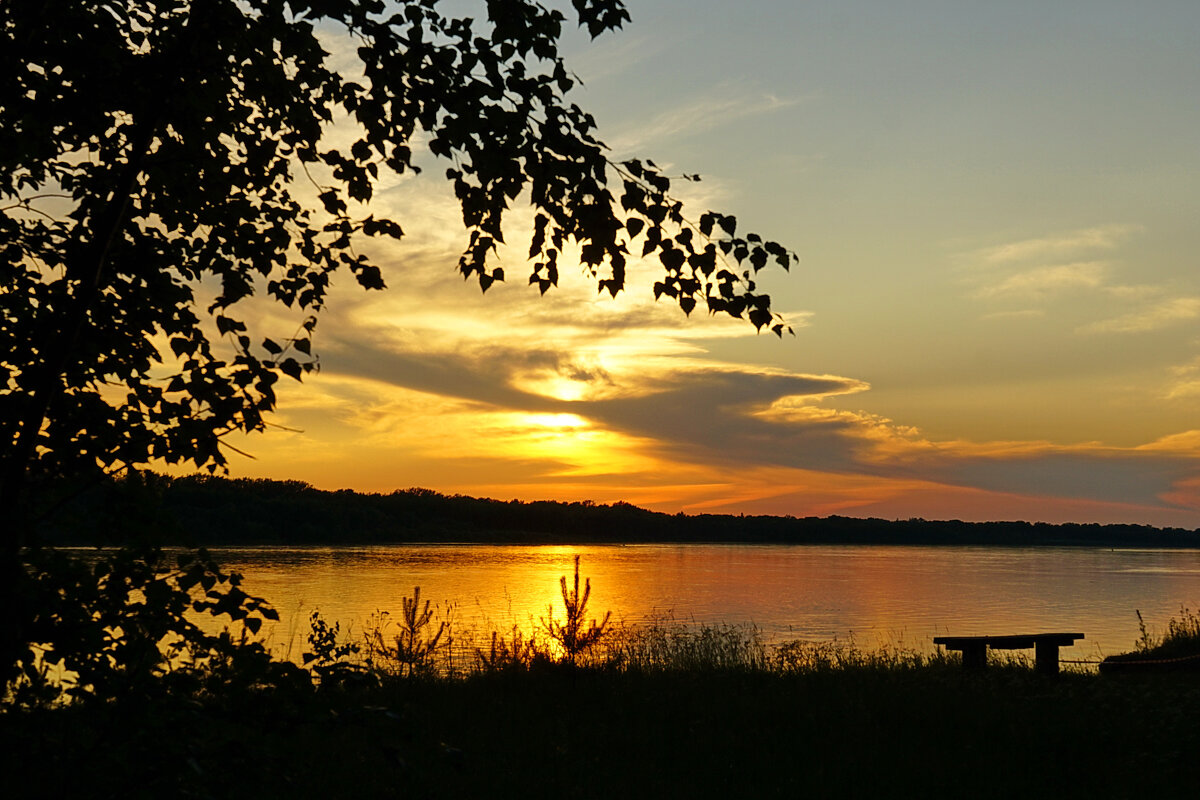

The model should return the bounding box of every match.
[224,0,1200,527]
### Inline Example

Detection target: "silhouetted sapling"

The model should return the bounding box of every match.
[544,556,611,665]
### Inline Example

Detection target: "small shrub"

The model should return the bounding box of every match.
[475,625,548,673]
[542,556,610,665]
[366,587,449,677]
[303,611,368,687]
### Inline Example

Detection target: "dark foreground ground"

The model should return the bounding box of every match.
[5,665,1199,799]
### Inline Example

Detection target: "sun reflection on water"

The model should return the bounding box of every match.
[207,544,1200,665]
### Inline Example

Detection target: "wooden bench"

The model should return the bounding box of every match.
[933,633,1084,675]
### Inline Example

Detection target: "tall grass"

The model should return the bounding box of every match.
[604,619,768,673]
[327,611,958,681]
[1134,606,1200,659]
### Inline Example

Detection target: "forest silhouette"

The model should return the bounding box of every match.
[47,472,1200,548]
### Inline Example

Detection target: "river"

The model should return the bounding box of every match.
[204,543,1200,664]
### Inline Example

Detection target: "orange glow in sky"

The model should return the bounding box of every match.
[210,2,1200,528]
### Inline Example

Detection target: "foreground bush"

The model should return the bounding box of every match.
[4,545,304,709]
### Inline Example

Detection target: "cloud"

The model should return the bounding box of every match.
[1167,381,1200,400]
[692,473,1200,527]
[974,261,1106,299]
[1079,296,1200,334]
[606,88,803,153]
[1102,284,1163,301]
[1136,430,1200,455]
[980,309,1046,321]
[1160,477,1200,513]
[963,224,1200,341]
[565,33,664,85]
[321,326,870,454]
[298,271,870,476]
[236,307,1200,525]
[1165,357,1200,400]
[714,394,1200,519]
[300,278,1200,518]
[977,224,1142,266]
[965,224,1145,310]
[572,368,871,471]
[322,335,569,412]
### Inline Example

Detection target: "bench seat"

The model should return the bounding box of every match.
[933,633,1084,674]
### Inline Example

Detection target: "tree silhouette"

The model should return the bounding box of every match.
[1,0,795,541]
[0,1,796,690]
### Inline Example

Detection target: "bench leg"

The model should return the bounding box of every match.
[960,642,987,669]
[1034,642,1060,676]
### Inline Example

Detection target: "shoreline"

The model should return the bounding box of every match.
[41,473,1200,549]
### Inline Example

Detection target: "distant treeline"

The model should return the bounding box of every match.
[37,473,1200,548]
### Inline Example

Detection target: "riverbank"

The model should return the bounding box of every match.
[43,473,1200,548]
[6,661,1200,798]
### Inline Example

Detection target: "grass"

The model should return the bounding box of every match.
[1098,607,1200,674]
[1135,606,1200,659]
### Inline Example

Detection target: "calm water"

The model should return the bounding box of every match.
[210,544,1200,663]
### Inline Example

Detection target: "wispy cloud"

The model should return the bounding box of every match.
[980,309,1046,321]
[974,261,1106,299]
[1136,430,1200,455]
[963,225,1188,332]
[1167,380,1200,400]
[1165,357,1200,400]
[1103,284,1163,301]
[566,33,664,85]
[606,88,804,153]
[1079,296,1200,334]
[978,224,1142,266]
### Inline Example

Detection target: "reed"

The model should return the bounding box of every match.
[1134,606,1200,659]
[603,618,768,673]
